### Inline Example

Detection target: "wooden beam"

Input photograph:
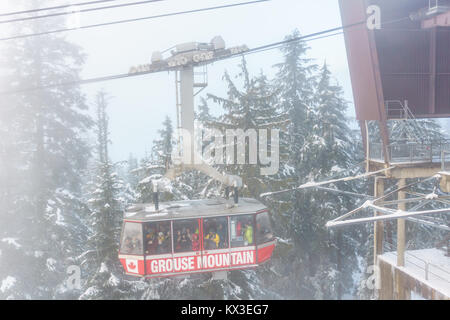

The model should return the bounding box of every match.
[374,177,385,267]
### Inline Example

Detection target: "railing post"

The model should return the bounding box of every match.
[442,150,448,171]
[447,238,449,257]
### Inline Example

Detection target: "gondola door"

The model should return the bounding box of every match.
[201,216,231,271]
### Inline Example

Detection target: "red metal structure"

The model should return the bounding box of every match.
[339,0,450,163]
[118,198,276,278]
[340,0,450,120]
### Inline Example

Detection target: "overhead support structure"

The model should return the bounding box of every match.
[326,174,450,228]
[144,37,246,201]
[327,204,450,228]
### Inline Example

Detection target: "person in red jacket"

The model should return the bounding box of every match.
[236,221,242,236]
[191,232,200,251]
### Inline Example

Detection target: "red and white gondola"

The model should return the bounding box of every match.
[118,198,276,278]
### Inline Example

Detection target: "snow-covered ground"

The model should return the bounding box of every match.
[379,248,450,298]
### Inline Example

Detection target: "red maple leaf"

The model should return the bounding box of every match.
[127,262,136,270]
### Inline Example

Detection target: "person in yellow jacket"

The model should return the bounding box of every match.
[205,230,220,249]
[244,223,253,245]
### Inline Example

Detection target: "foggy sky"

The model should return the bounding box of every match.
[4,1,446,161]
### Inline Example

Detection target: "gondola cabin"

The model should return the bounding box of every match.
[118,198,276,278]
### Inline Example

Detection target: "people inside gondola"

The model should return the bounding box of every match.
[157,232,166,253]
[217,223,227,248]
[123,237,133,253]
[185,228,192,241]
[175,230,182,251]
[205,230,220,249]
[180,232,191,251]
[161,225,170,240]
[157,224,171,253]
[236,220,242,236]
[244,221,253,245]
[145,231,158,255]
[191,232,200,251]
[164,232,171,252]
[131,235,142,253]
[145,226,155,239]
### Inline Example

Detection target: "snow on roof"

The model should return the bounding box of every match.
[379,248,450,297]
[124,198,267,221]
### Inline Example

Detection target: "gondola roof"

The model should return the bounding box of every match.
[123,198,267,222]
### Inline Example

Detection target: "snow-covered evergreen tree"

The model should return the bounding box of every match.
[262,34,365,299]
[133,115,194,203]
[79,91,146,300]
[206,58,289,198]
[0,1,93,299]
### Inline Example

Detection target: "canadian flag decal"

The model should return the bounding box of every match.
[126,259,138,273]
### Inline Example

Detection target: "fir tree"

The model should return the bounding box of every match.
[273,29,318,183]
[266,35,364,299]
[79,91,145,299]
[206,58,289,198]
[0,1,92,299]
[135,116,191,202]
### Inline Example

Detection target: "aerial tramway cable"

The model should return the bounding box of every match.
[0,0,270,41]
[0,13,411,98]
[0,0,118,17]
[0,0,165,25]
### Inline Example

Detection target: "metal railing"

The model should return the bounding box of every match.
[369,139,450,164]
[386,100,412,120]
[443,151,450,171]
[428,0,450,12]
[383,242,450,284]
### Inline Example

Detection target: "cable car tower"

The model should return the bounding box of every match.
[118,37,276,279]
[149,37,246,196]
